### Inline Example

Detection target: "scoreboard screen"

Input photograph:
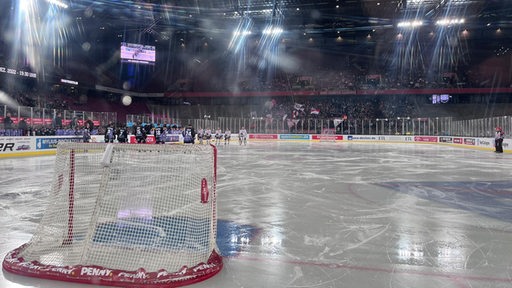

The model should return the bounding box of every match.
[120,42,155,64]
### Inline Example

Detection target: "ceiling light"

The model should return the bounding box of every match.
[397,20,423,28]
[436,18,465,26]
[46,0,68,8]
[263,27,283,35]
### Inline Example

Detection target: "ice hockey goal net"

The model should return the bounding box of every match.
[319,129,337,142]
[3,142,222,287]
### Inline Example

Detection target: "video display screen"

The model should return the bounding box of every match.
[431,94,451,104]
[120,42,155,64]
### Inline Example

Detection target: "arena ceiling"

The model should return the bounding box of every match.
[1,0,511,92]
[65,0,510,41]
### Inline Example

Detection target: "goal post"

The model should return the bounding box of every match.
[319,128,337,142]
[3,142,222,287]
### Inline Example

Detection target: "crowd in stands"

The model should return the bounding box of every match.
[176,64,511,93]
[255,96,417,125]
[1,61,511,136]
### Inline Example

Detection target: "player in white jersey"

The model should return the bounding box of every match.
[238,127,247,145]
[197,128,204,144]
[204,128,212,144]
[224,128,231,145]
[214,128,223,146]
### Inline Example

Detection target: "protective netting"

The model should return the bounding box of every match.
[3,142,222,287]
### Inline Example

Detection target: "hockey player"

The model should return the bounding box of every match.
[495,126,505,153]
[239,126,247,145]
[104,123,116,143]
[133,122,147,143]
[82,121,92,143]
[224,128,231,145]
[168,124,181,144]
[197,128,204,145]
[159,126,168,144]
[183,123,196,144]
[214,128,223,146]
[116,126,128,143]
[204,128,212,145]
[154,124,165,144]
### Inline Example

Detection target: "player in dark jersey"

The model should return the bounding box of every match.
[133,122,147,143]
[183,124,196,144]
[116,126,128,143]
[83,121,92,143]
[495,126,505,153]
[154,125,166,144]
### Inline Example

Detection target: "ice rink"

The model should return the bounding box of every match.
[1,142,512,288]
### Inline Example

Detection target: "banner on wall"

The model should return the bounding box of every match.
[279,134,309,140]
[347,135,380,141]
[250,134,278,140]
[476,138,493,147]
[36,137,82,150]
[464,138,475,145]
[311,135,343,140]
[0,137,32,153]
[439,137,453,143]
[414,136,438,143]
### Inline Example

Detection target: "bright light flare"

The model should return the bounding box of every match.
[228,17,253,53]
[436,18,465,26]
[262,26,283,35]
[233,30,252,36]
[0,90,20,109]
[46,0,68,9]
[10,0,74,77]
[397,20,423,28]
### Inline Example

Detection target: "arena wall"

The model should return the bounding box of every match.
[0,134,507,158]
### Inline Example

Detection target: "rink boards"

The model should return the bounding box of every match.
[0,133,508,158]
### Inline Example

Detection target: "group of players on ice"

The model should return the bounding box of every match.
[183,126,248,145]
[99,122,248,146]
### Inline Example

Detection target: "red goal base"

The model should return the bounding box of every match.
[3,244,223,288]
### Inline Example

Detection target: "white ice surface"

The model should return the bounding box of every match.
[1,142,512,288]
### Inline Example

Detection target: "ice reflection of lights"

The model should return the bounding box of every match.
[260,230,282,255]
[231,235,251,245]
[435,244,465,270]
[261,234,282,247]
[397,242,424,262]
[396,239,466,269]
[218,221,259,256]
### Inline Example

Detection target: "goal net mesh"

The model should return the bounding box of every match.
[3,142,222,287]
[319,129,337,142]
